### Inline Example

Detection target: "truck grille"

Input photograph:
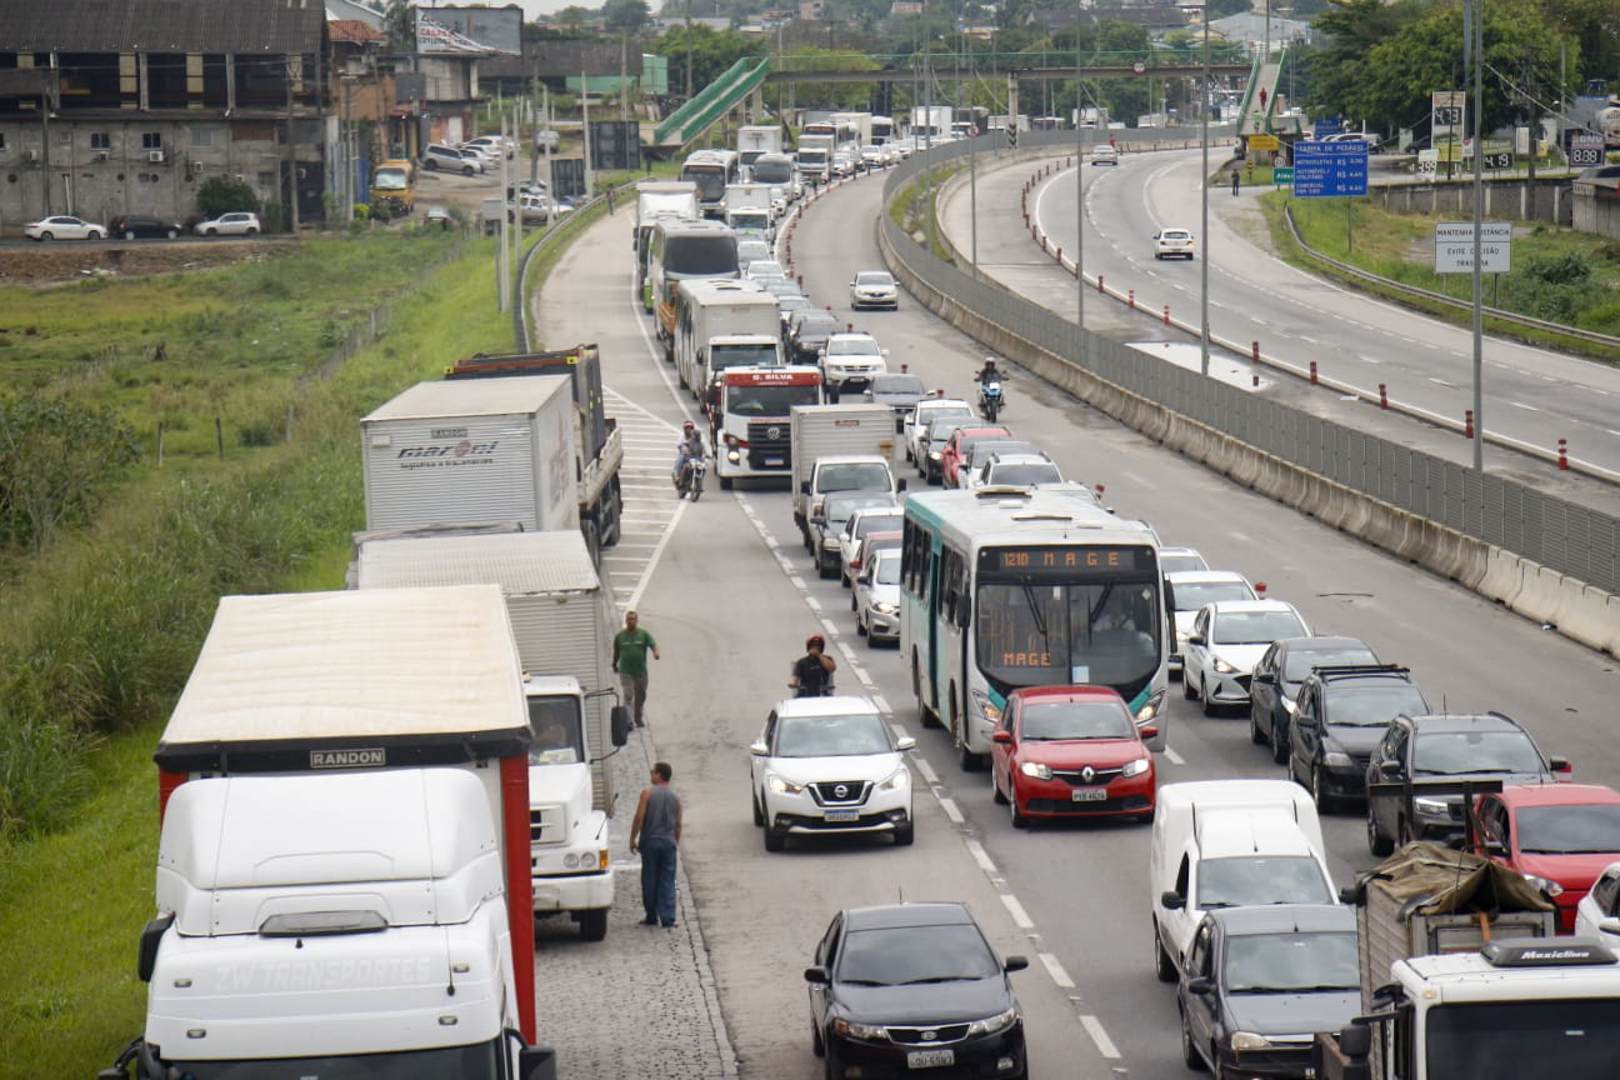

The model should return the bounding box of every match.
[530,804,565,845]
[747,422,791,469]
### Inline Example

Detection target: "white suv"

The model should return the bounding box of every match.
[749,696,915,851]
[820,332,888,396]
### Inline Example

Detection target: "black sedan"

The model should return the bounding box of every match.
[789,310,842,364]
[1249,636,1377,763]
[110,214,182,240]
[806,902,1028,1079]
[1179,904,1360,1080]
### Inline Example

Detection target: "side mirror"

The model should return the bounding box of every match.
[1003,955,1029,973]
[749,741,769,756]
[991,730,1013,744]
[1551,756,1573,776]
[895,736,916,752]
[1187,634,1205,647]
[517,1043,559,1080]
[1138,725,1158,742]
[804,965,830,984]
[800,481,811,495]
[610,705,632,748]
[138,913,176,983]
[1188,976,1214,996]
[1253,672,1274,685]
[1160,890,1185,911]
[1338,1024,1372,1058]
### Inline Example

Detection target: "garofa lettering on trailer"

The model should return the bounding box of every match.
[214,956,436,993]
[395,438,500,470]
[310,748,386,768]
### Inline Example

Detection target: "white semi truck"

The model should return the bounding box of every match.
[795,133,834,185]
[723,181,775,241]
[736,123,785,168]
[355,530,631,941]
[633,179,699,295]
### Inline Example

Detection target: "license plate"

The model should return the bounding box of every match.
[764,457,784,466]
[907,1049,955,1069]
[824,809,859,822]
[1072,788,1108,802]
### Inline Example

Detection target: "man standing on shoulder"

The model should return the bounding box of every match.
[629,762,682,928]
[612,609,660,727]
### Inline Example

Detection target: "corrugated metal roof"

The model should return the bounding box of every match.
[2,0,325,54]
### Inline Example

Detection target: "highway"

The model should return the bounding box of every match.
[534,168,1620,1079]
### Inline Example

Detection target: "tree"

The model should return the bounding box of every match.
[384,0,416,52]
[602,0,651,34]
[196,176,259,218]
[1206,0,1250,18]
[650,24,763,98]
[557,6,591,29]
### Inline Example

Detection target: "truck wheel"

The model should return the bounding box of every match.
[578,909,608,942]
[719,475,734,490]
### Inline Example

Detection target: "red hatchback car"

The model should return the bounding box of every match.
[989,686,1157,828]
[1470,783,1620,932]
[940,425,1013,488]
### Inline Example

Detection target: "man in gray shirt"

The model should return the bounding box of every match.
[629,761,683,928]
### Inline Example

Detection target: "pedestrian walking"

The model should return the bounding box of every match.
[1231,170,1240,196]
[789,633,837,697]
[612,610,660,727]
[606,186,617,215]
[629,762,682,928]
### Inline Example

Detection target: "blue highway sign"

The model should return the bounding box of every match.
[1293,141,1369,198]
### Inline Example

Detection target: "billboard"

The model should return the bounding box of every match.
[591,121,641,172]
[416,6,522,55]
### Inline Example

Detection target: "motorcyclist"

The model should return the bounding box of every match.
[672,421,705,491]
[788,634,837,697]
[975,357,1001,386]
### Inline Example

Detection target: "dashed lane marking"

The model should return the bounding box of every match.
[1080,1015,1122,1060]
[1039,953,1076,989]
[1000,894,1034,930]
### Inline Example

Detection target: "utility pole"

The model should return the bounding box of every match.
[284,57,301,233]
[1074,6,1085,332]
[1469,0,1484,472]
[1200,4,1210,375]
[582,70,594,200]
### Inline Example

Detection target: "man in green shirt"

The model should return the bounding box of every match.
[612,610,660,728]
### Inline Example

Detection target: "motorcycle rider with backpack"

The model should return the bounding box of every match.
[672,421,705,495]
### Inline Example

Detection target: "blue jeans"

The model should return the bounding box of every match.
[640,836,678,926]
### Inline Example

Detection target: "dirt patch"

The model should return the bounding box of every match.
[0,240,284,286]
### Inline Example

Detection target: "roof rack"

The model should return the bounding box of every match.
[1310,663,1411,679]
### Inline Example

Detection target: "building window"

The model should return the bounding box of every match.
[191,129,213,148]
[120,54,137,96]
[186,54,203,96]
[90,132,111,150]
[141,132,163,150]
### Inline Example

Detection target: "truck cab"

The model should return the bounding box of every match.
[716,365,823,487]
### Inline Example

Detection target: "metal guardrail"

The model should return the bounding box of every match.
[1282,203,1620,352]
[877,131,1620,595]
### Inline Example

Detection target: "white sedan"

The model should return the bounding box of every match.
[26,215,105,241]
[1090,144,1120,165]
[854,549,903,645]
[1182,599,1310,716]
[749,696,915,851]
[904,398,972,464]
[1575,861,1620,948]
[849,270,899,311]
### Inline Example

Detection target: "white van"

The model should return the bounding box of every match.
[1149,780,1334,982]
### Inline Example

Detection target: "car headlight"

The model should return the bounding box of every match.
[1230,1031,1273,1052]
[1322,750,1354,768]
[833,1017,889,1041]
[874,601,898,615]
[1281,694,1296,716]
[877,766,910,791]
[1522,874,1565,898]
[965,1007,1018,1037]
[1212,658,1238,674]
[1414,796,1451,820]
[929,450,943,460]
[970,689,1002,722]
[1020,761,1052,781]
[767,774,805,795]
[1121,757,1152,778]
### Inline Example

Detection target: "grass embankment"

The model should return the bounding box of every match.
[1256,191,1620,363]
[889,163,967,265]
[0,225,537,1079]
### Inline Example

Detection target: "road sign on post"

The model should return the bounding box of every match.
[1313,117,1342,140]
[1291,141,1370,197]
[1434,221,1512,274]
[1569,132,1604,167]
[1272,165,1294,185]
[1248,134,1279,153]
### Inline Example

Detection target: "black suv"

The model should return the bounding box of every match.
[1249,636,1378,763]
[1364,711,1571,856]
[1286,664,1427,812]
[110,214,181,240]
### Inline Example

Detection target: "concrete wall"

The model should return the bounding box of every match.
[1367,177,1573,226]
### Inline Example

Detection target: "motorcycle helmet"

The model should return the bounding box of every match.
[806,634,825,650]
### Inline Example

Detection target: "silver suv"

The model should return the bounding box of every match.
[421,143,479,176]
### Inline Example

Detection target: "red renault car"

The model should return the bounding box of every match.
[989,685,1158,828]
[1470,783,1620,932]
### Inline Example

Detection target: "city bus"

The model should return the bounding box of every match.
[679,149,741,218]
[900,487,1168,770]
[645,218,739,362]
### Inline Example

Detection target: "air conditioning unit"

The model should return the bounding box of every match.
[96,150,111,162]
[189,160,204,174]
[23,149,39,163]
[147,149,166,164]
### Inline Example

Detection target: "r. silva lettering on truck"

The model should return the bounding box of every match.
[394,439,501,471]
[213,956,435,992]
[310,748,386,768]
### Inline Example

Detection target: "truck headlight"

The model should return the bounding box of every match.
[1414,796,1451,820]
[1230,1032,1273,1052]
[1121,757,1152,778]
[966,1007,1018,1037]
[727,450,741,463]
[877,766,910,791]
[767,774,805,795]
[1020,761,1052,781]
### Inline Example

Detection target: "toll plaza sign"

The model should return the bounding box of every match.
[1292,141,1369,197]
[1434,221,1512,274]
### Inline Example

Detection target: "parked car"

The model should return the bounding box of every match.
[1182,600,1310,716]
[750,695,915,850]
[25,214,105,241]
[806,903,1028,1079]
[1365,712,1572,855]
[461,135,515,159]
[1178,905,1361,1079]
[1469,783,1620,931]
[421,143,478,175]
[1154,228,1196,260]
[110,214,182,240]
[1287,664,1429,812]
[1164,572,1259,676]
[849,270,900,311]
[990,685,1158,827]
[194,212,261,237]
[1250,635,1379,762]
[854,549,903,645]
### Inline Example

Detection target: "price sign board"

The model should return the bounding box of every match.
[1417,148,1440,183]
[1434,221,1512,274]
[1432,91,1465,141]
[1570,132,1605,167]
[1481,151,1512,170]
[1292,141,1369,198]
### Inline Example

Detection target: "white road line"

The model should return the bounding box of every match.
[999,894,1034,930]
[1165,746,1187,766]
[620,500,687,613]
[789,576,807,589]
[963,838,998,876]
[850,664,872,685]
[873,694,891,714]
[1510,401,1540,412]
[1039,953,1075,989]
[805,596,822,611]
[937,797,964,824]
[915,758,939,784]
[1080,1015,1121,1059]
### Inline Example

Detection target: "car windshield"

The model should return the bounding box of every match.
[1512,805,1620,854]
[1223,931,1360,993]
[1212,610,1306,645]
[796,315,840,338]
[1283,646,1377,681]
[992,463,1062,486]
[827,339,880,357]
[871,375,926,396]
[874,553,902,586]
[1412,730,1545,776]
[818,463,892,493]
[838,923,1001,985]
[1159,552,1207,574]
[1197,856,1332,909]
[1329,684,1428,726]
[774,712,892,757]
[1018,700,1136,740]
[826,495,891,527]
[1171,581,1255,611]
[1163,231,1192,241]
[856,272,895,286]
[927,418,967,441]
[853,513,902,539]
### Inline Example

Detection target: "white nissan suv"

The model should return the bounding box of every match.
[819,332,889,397]
[750,695,915,851]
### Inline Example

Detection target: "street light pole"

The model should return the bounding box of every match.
[1074,4,1085,332]
[1200,1,1210,375]
[1469,0,1484,471]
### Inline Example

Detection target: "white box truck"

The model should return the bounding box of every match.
[715,364,824,488]
[789,402,901,541]
[143,586,544,1048]
[634,179,699,294]
[737,124,785,168]
[361,377,579,535]
[673,278,785,414]
[723,181,775,240]
[106,768,555,1080]
[796,133,834,185]
[355,530,631,940]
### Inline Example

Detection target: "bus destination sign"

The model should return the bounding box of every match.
[981,545,1155,579]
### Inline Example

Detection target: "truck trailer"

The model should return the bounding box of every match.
[673,278,784,414]
[789,402,900,540]
[736,123,785,168]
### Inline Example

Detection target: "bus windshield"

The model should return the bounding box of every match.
[666,236,739,276]
[710,343,780,371]
[976,578,1161,696]
[753,158,793,184]
[681,166,727,204]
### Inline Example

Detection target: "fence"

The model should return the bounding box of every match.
[878,131,1620,607]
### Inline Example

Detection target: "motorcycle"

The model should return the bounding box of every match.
[680,456,707,501]
[978,380,1005,422]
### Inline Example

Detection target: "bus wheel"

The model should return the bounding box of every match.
[914,655,940,728]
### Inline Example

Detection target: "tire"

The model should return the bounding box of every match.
[1010,790,1030,829]
[752,787,764,827]
[243,227,258,236]
[894,819,915,846]
[850,590,858,612]
[688,474,702,502]
[578,908,608,942]
[166,228,178,239]
[1154,921,1177,983]
[811,1021,825,1058]
[1183,671,1198,700]
[992,773,1009,805]
[204,228,217,236]
[1180,1007,1206,1070]
[1201,678,1219,717]
[461,166,475,177]
[1312,765,1338,815]
[1367,807,1394,857]
[817,557,836,580]
[823,1043,843,1080]
[88,230,103,240]
[123,230,137,240]
[764,825,785,852]
[984,399,999,423]
[856,615,867,637]
[1248,708,1267,744]
[41,231,54,240]
[1270,721,1289,764]
[1397,816,1415,848]
[719,475,734,490]
[914,655,941,729]
[425,159,439,170]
